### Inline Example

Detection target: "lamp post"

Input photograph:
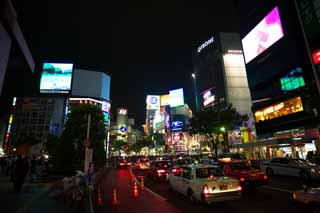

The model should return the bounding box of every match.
[191,73,200,113]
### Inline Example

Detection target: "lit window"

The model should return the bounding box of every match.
[255,97,303,122]
[280,68,305,91]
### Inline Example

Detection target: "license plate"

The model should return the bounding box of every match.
[219,185,228,190]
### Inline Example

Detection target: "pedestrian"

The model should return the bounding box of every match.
[11,155,29,192]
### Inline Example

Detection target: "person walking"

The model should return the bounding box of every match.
[11,155,29,192]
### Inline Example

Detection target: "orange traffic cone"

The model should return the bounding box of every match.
[140,177,144,191]
[133,181,139,198]
[97,188,103,206]
[112,188,118,206]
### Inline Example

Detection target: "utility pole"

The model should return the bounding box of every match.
[84,114,93,175]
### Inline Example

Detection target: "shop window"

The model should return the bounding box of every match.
[255,97,303,122]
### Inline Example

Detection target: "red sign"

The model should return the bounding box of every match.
[312,49,320,64]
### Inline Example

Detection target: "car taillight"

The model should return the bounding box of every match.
[157,169,166,174]
[120,163,124,166]
[264,175,268,180]
[172,168,177,173]
[139,163,142,167]
[127,162,132,165]
[240,177,245,182]
[237,186,242,191]
[203,184,209,194]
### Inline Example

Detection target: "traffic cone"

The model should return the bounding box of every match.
[133,181,139,198]
[140,177,144,191]
[112,188,118,206]
[97,188,103,206]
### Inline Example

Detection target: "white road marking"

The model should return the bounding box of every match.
[261,185,295,194]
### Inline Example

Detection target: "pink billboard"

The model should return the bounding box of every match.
[242,7,284,64]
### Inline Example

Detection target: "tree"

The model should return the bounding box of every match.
[55,104,106,171]
[110,140,127,156]
[190,104,242,158]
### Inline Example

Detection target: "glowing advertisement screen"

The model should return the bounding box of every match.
[40,63,73,93]
[169,88,184,107]
[146,95,160,109]
[242,7,284,64]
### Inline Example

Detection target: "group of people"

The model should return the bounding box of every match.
[0,155,48,192]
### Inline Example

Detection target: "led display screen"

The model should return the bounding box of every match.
[40,63,73,93]
[169,88,184,107]
[280,68,305,91]
[242,7,284,64]
[201,87,215,108]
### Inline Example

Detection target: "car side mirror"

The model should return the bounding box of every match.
[302,184,308,192]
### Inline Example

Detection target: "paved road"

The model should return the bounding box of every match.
[134,169,320,213]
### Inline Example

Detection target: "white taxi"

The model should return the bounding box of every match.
[168,164,242,204]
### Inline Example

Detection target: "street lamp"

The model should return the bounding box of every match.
[191,73,200,113]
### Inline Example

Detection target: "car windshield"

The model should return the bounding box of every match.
[230,162,251,170]
[156,161,172,168]
[292,159,314,166]
[196,167,224,178]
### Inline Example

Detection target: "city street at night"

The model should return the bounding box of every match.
[1,0,320,212]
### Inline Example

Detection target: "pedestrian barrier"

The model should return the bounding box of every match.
[133,181,139,198]
[97,188,103,206]
[112,188,118,206]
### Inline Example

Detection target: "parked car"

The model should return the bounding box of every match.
[148,160,173,181]
[219,160,268,188]
[261,158,320,181]
[168,164,242,204]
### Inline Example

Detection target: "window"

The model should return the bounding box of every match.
[196,167,224,178]
[280,68,305,91]
[255,97,304,122]
[181,167,192,179]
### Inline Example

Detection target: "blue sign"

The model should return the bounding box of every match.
[120,126,127,133]
[150,97,158,104]
[171,121,183,131]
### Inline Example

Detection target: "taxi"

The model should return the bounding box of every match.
[168,164,242,204]
[219,159,268,188]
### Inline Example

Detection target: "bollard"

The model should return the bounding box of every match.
[133,181,139,198]
[140,176,144,191]
[97,188,103,206]
[112,188,118,206]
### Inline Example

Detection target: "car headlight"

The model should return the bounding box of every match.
[311,168,316,173]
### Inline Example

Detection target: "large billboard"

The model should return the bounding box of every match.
[201,87,215,108]
[72,69,111,100]
[40,63,73,93]
[146,95,160,109]
[242,7,284,64]
[160,94,170,106]
[169,88,184,107]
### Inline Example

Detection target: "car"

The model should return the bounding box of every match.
[261,158,320,181]
[168,164,242,204]
[117,159,132,168]
[293,185,320,212]
[148,160,173,181]
[219,160,268,188]
[135,159,150,170]
[200,158,219,166]
[174,157,194,166]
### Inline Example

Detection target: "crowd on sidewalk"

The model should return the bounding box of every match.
[0,154,49,192]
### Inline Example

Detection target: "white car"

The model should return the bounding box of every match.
[168,164,242,204]
[261,158,320,181]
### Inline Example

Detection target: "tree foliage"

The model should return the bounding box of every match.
[55,104,106,170]
[190,104,242,157]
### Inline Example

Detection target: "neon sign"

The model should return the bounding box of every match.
[198,37,214,53]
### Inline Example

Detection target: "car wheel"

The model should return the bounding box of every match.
[187,189,197,205]
[300,171,311,182]
[266,168,274,176]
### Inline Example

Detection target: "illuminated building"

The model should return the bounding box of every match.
[193,32,252,115]
[0,0,35,154]
[230,0,320,159]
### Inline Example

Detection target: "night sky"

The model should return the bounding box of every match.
[14,0,239,125]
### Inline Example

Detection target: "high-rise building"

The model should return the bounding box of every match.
[193,32,252,115]
[232,0,320,159]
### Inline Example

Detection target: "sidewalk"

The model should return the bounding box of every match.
[96,168,181,213]
[0,174,77,213]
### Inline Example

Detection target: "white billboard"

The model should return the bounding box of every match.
[146,95,160,109]
[169,88,184,107]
